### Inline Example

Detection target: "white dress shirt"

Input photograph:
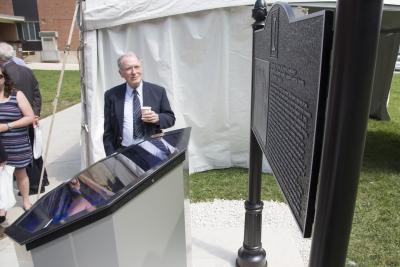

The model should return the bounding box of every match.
[121,81,144,147]
[12,57,27,67]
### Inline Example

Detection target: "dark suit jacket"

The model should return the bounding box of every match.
[0,137,7,163]
[103,81,175,156]
[4,61,42,116]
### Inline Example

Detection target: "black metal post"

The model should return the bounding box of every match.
[309,0,383,266]
[237,1,267,266]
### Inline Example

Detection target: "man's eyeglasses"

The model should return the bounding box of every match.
[0,74,4,79]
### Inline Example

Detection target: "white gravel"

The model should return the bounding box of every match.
[190,199,311,266]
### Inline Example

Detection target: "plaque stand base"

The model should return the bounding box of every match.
[236,201,267,267]
[236,246,267,267]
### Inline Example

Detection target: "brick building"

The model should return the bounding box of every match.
[37,0,79,51]
[0,0,79,61]
[0,0,25,56]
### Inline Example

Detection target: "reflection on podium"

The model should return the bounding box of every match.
[5,128,191,267]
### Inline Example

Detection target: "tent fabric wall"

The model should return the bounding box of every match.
[82,6,269,173]
[369,32,400,120]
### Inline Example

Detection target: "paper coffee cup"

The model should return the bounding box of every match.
[141,106,151,114]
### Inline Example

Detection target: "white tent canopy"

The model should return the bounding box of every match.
[83,0,254,30]
[81,0,263,173]
[83,0,400,31]
[80,0,400,173]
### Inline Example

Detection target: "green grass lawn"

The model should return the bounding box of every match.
[33,70,81,118]
[190,167,282,202]
[36,69,399,266]
[347,74,400,266]
[190,74,400,266]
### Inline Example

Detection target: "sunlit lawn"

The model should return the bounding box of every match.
[33,70,81,118]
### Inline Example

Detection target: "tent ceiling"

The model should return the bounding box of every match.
[82,0,400,31]
[82,0,254,30]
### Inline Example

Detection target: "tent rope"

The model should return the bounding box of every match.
[36,0,80,201]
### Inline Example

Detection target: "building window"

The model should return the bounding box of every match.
[21,21,40,41]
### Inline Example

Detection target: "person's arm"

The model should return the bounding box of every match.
[142,87,175,128]
[0,91,35,132]
[103,91,116,156]
[158,87,175,129]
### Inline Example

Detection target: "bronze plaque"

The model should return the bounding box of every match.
[251,3,332,237]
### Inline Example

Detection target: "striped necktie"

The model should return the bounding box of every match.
[152,139,171,156]
[132,90,144,139]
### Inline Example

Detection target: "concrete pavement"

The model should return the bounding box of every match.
[0,103,309,267]
[0,104,82,267]
[26,62,79,71]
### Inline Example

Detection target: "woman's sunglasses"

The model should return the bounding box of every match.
[0,74,4,79]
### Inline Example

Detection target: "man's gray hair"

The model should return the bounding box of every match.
[117,52,141,70]
[0,42,14,61]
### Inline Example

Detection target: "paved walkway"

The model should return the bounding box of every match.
[26,62,79,71]
[0,104,82,267]
[0,104,309,267]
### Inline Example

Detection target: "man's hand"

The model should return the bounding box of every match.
[142,110,159,124]
[33,116,40,127]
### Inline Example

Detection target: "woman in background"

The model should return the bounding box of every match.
[0,66,34,212]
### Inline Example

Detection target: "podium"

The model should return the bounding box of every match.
[5,128,191,267]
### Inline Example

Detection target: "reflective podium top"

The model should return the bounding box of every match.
[5,128,190,249]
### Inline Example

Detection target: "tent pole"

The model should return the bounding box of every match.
[36,0,80,200]
[78,0,92,167]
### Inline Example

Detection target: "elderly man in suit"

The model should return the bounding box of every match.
[103,52,175,156]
